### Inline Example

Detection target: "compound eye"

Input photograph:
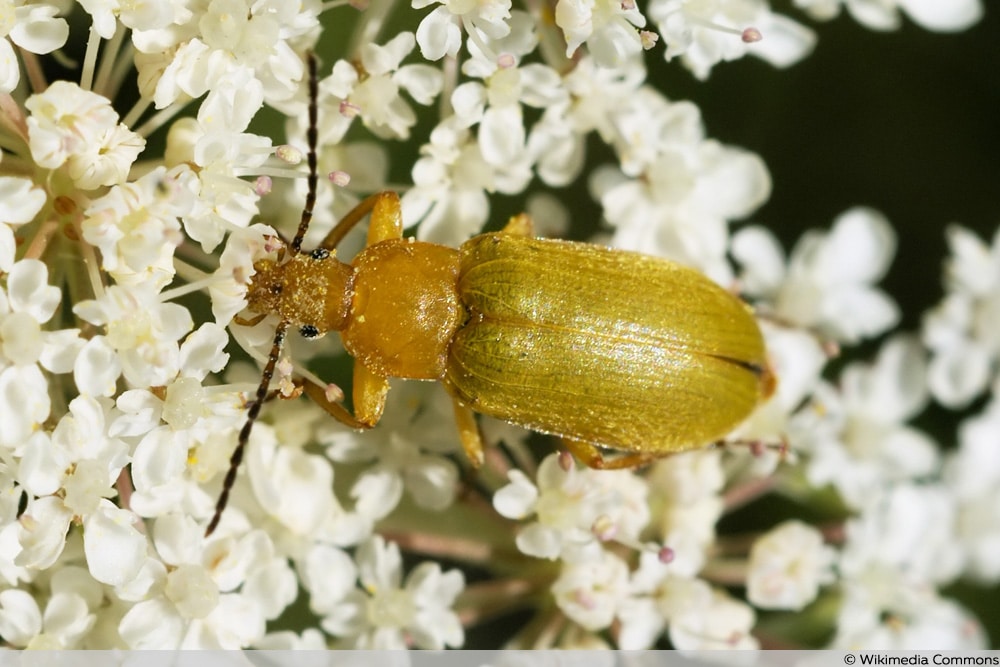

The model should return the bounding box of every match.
[300,324,320,338]
[310,248,330,260]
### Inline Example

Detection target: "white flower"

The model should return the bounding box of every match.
[649,0,815,79]
[413,0,512,61]
[319,536,465,649]
[0,1,68,93]
[527,55,646,187]
[0,587,95,649]
[321,382,460,521]
[747,520,835,610]
[922,225,1000,406]
[74,283,194,388]
[803,336,938,509]
[552,550,630,630]
[794,0,982,33]
[81,166,192,287]
[118,516,293,649]
[494,452,648,563]
[0,177,47,271]
[163,72,269,253]
[671,590,758,650]
[401,117,510,245]
[645,450,724,577]
[450,12,565,178]
[78,0,176,39]
[945,400,1000,583]
[0,260,82,448]
[593,92,771,280]
[137,0,317,108]
[25,81,144,189]
[840,484,963,597]
[830,589,985,650]
[244,406,371,543]
[321,31,442,141]
[733,207,899,343]
[554,0,647,68]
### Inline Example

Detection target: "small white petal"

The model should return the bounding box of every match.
[83,501,146,586]
[1,311,42,364]
[821,207,896,284]
[42,592,95,647]
[74,336,122,397]
[479,105,525,166]
[416,7,462,61]
[119,598,183,649]
[493,469,538,518]
[0,365,50,449]
[747,520,835,610]
[16,496,72,570]
[928,344,991,408]
[39,329,83,373]
[178,323,229,380]
[514,522,561,560]
[0,177,47,224]
[900,0,982,31]
[747,14,816,68]
[732,225,787,295]
[351,466,404,520]
[243,559,297,620]
[0,589,42,647]
[302,545,358,619]
[356,536,402,592]
[404,455,458,510]
[394,64,443,105]
[0,40,20,93]
[7,259,60,322]
[164,564,220,619]
[10,5,69,54]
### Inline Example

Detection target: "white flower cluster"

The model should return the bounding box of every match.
[0,0,990,651]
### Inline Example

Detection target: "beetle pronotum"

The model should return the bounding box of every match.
[206,53,776,536]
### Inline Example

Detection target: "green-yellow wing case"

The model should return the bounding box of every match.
[448,233,769,453]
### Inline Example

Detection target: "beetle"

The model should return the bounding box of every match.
[205,55,776,536]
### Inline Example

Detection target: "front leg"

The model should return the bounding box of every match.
[319,191,404,251]
[301,361,390,429]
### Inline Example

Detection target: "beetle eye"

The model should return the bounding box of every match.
[300,324,320,338]
[311,248,330,260]
[269,283,283,296]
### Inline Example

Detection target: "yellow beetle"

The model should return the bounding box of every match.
[205,57,776,536]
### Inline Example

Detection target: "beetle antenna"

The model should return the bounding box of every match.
[207,320,290,536]
[290,51,319,256]
[206,53,321,537]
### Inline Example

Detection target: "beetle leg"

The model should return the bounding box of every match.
[500,213,534,237]
[352,361,391,426]
[297,362,388,430]
[233,312,268,327]
[561,438,658,470]
[451,399,485,468]
[318,191,403,251]
[301,381,372,429]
